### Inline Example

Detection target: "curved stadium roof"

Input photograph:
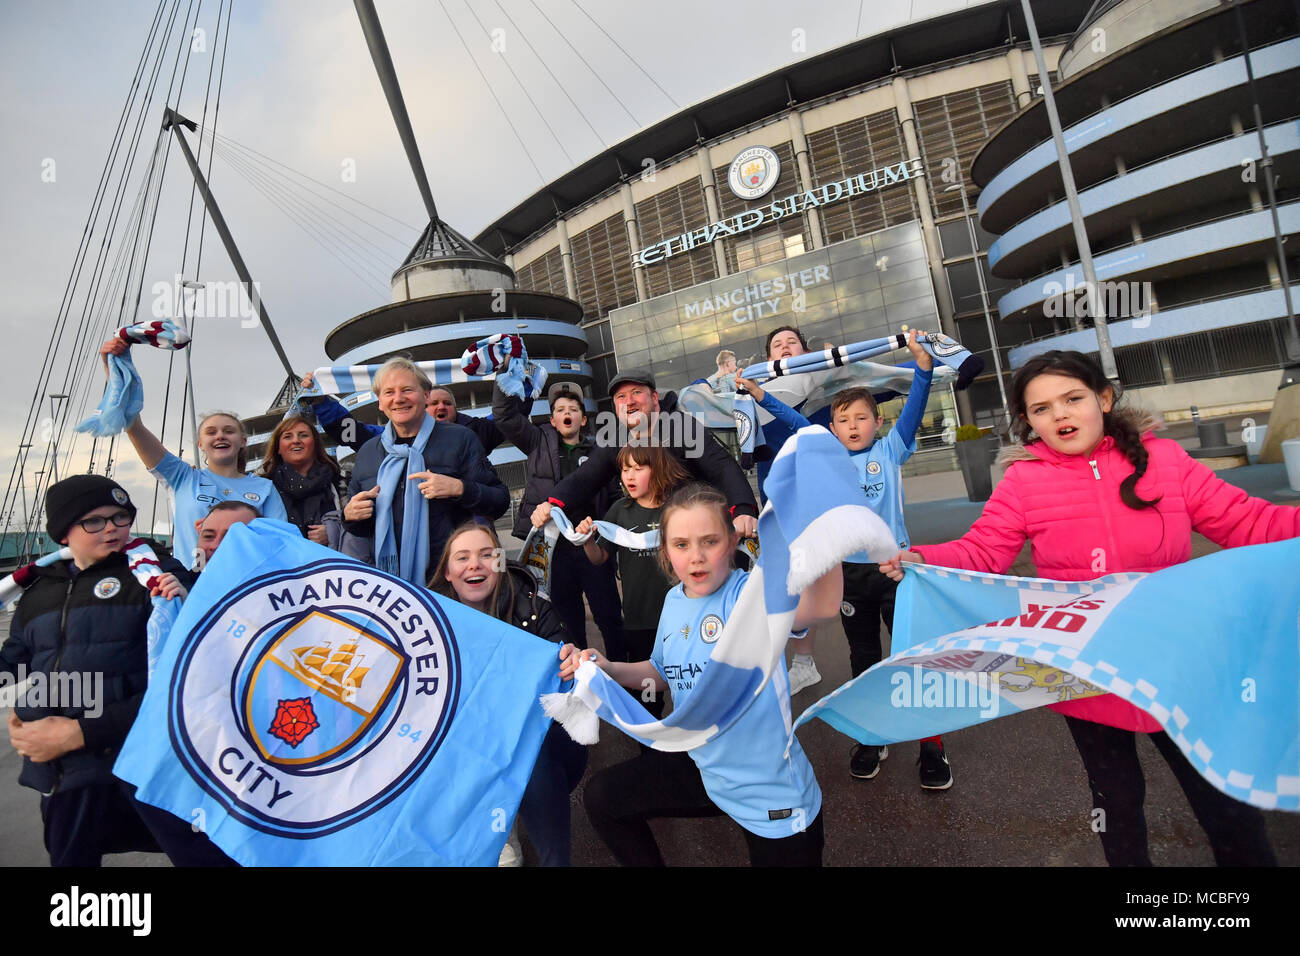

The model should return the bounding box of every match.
[472,0,1093,257]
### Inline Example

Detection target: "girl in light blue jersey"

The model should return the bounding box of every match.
[559,483,842,866]
[99,336,288,567]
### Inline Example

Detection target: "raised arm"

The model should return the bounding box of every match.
[890,365,933,451]
[490,381,542,454]
[99,337,167,469]
[312,395,382,451]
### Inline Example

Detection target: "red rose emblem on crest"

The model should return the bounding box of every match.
[268,697,319,748]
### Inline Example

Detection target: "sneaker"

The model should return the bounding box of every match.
[787,656,822,696]
[918,740,953,790]
[850,744,889,779]
[497,827,523,867]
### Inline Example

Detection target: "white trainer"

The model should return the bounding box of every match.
[787,656,823,696]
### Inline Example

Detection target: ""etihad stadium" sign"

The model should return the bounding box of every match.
[634,157,924,268]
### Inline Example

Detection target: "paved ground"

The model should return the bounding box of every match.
[2,417,1297,866]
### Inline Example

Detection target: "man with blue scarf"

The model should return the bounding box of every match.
[342,358,508,585]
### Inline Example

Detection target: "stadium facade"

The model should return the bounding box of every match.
[472,0,1298,429]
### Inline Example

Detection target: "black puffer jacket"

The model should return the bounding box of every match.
[492,384,617,540]
[2,548,188,795]
[547,389,758,521]
[490,564,570,646]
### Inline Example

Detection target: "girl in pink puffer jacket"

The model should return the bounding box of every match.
[882,350,1300,866]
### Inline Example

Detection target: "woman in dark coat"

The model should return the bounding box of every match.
[431,519,586,866]
[257,414,341,546]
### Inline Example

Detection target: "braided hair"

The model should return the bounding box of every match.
[1009,351,1161,511]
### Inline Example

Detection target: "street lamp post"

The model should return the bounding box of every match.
[1019,0,1119,382]
[47,393,69,484]
[944,183,1010,430]
[181,279,205,464]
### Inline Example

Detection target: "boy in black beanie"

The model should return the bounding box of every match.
[2,475,188,866]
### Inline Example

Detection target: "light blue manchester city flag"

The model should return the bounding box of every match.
[793,539,1300,812]
[115,519,561,865]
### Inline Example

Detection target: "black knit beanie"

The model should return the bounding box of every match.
[45,475,137,542]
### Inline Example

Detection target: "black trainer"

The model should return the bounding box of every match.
[849,744,889,779]
[918,740,953,790]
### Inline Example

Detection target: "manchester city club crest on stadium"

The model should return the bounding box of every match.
[700,613,724,643]
[727,145,781,201]
[168,561,460,837]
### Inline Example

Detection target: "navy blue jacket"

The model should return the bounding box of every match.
[2,548,188,795]
[314,396,505,454]
[342,422,510,570]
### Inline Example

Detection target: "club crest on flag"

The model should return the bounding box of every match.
[168,562,461,837]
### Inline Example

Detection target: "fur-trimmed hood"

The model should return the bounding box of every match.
[994,406,1163,467]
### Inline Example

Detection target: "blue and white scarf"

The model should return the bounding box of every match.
[373,415,434,585]
[520,507,758,598]
[740,332,978,387]
[540,425,897,749]
[517,507,663,598]
[76,320,191,437]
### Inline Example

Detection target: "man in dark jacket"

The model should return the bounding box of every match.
[342,359,509,581]
[547,368,759,538]
[2,475,184,866]
[307,375,505,456]
[493,379,624,659]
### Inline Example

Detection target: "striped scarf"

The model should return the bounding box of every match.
[541,425,896,749]
[519,506,758,598]
[76,320,191,437]
[123,537,183,682]
[461,333,547,401]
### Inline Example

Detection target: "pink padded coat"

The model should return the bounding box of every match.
[914,432,1300,731]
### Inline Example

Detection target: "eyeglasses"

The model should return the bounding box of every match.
[76,511,133,533]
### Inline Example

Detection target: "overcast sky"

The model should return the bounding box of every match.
[1,0,983,533]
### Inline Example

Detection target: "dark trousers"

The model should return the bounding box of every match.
[123,782,239,867]
[41,781,160,867]
[623,627,665,720]
[517,723,588,867]
[583,748,824,867]
[840,562,897,678]
[1063,715,1277,867]
[550,542,624,657]
[841,563,940,748]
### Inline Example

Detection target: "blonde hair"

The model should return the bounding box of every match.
[715,349,736,368]
[373,357,432,395]
[198,410,249,471]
